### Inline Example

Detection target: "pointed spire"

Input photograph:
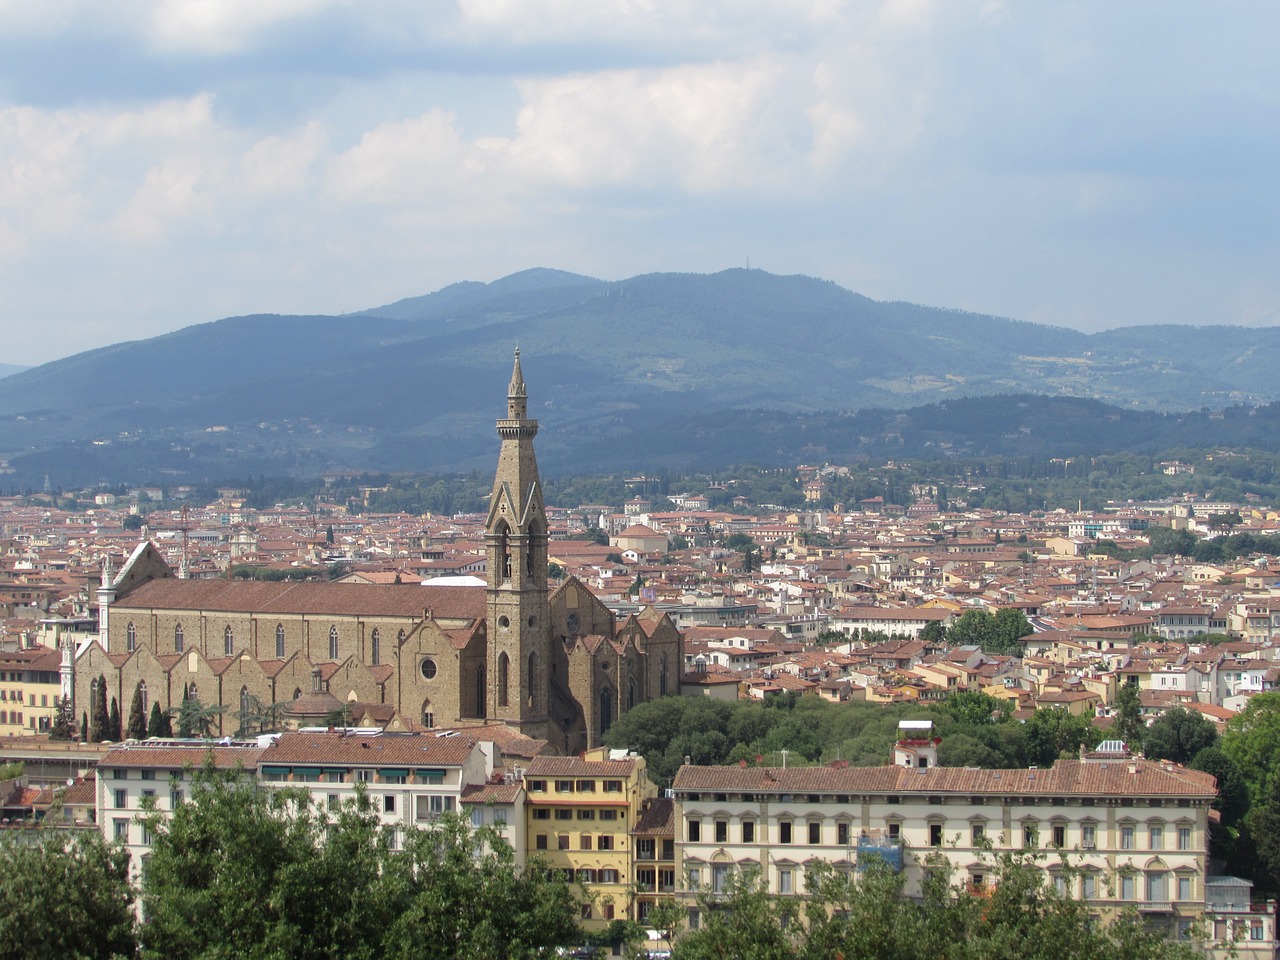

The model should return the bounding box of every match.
[100,555,113,588]
[509,346,527,399]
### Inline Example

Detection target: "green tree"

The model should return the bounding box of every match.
[0,831,135,960]
[147,701,171,738]
[1190,746,1249,828]
[942,690,1011,727]
[176,695,223,739]
[122,513,144,531]
[1025,707,1101,767]
[920,619,946,644]
[108,696,122,742]
[946,609,996,649]
[1112,683,1145,749]
[126,683,147,740]
[675,869,796,960]
[1244,771,1280,897]
[49,696,75,742]
[1221,692,1280,801]
[1142,708,1217,765]
[90,676,109,743]
[991,607,1034,655]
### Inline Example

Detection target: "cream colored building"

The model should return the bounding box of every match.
[672,750,1217,941]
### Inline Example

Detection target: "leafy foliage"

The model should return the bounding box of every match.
[0,831,135,960]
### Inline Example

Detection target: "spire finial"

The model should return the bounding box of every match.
[509,346,527,399]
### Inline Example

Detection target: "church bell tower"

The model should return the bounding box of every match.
[485,349,550,736]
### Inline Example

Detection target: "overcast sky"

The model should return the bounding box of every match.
[1,1,1277,366]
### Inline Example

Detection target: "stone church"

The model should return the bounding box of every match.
[71,352,682,754]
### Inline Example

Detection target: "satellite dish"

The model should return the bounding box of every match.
[66,778,74,787]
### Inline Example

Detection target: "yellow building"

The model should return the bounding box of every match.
[0,646,62,736]
[524,748,656,929]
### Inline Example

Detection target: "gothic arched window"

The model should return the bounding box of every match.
[174,624,184,653]
[659,653,668,696]
[275,624,285,659]
[497,653,510,707]
[223,625,234,656]
[497,522,512,580]
[239,686,252,735]
[138,680,148,717]
[126,622,136,653]
[628,677,636,711]
[527,651,537,710]
[329,626,339,661]
[370,628,381,666]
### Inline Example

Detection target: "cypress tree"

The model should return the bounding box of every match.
[108,696,122,742]
[91,676,109,742]
[80,711,88,743]
[147,702,166,738]
[126,684,146,740]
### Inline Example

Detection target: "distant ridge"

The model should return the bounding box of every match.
[0,268,1277,486]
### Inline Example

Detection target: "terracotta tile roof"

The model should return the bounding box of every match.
[258,731,476,766]
[672,758,1216,798]
[525,755,640,778]
[461,783,523,804]
[633,796,675,836]
[99,745,265,770]
[114,579,484,621]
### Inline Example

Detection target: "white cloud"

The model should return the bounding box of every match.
[146,0,353,55]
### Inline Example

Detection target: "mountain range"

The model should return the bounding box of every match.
[1,268,1278,487]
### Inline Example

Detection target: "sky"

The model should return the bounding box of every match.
[1,1,1278,366]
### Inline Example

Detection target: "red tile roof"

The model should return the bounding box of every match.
[258,731,476,766]
[672,758,1215,798]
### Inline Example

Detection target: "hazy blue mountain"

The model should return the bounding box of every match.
[0,268,1278,485]
[0,363,28,379]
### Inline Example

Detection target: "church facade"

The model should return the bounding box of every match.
[71,352,681,754]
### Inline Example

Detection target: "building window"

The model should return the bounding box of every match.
[837,822,849,846]
[126,622,136,653]
[224,625,234,656]
[497,652,509,707]
[711,864,729,893]
[1177,826,1192,851]
[930,824,944,847]
[113,819,128,841]
[114,789,127,808]
[576,808,595,820]
[1177,876,1192,901]
[1052,824,1066,847]
[580,834,592,850]
[971,822,985,844]
[715,820,727,843]
[1149,825,1164,850]
[1022,825,1037,848]
[598,835,614,851]
[370,629,380,666]
[554,809,573,821]
[174,624,184,653]
[1121,874,1136,900]
[1146,872,1166,902]
[384,795,396,814]
[1120,825,1135,850]
[420,658,437,681]
[536,835,548,850]
[1082,823,1096,849]
[779,820,793,844]
[275,624,285,659]
[779,868,793,895]
[1082,874,1096,899]
[687,819,701,842]
[329,626,339,661]
[558,835,569,851]
[604,780,623,793]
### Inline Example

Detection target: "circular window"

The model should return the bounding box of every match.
[600,661,611,671]
[420,658,438,680]
[498,616,510,628]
